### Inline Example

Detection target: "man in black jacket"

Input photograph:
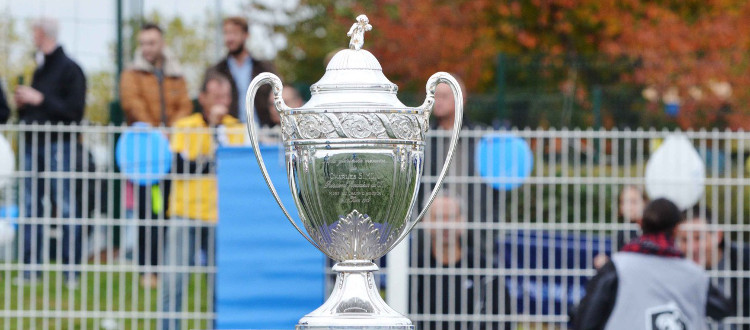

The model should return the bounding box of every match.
[411,194,511,330]
[13,18,86,286]
[572,199,732,330]
[422,75,499,261]
[206,16,275,126]
[678,206,750,329]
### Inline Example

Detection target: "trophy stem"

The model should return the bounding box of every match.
[296,261,414,329]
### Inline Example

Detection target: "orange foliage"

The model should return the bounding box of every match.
[594,0,750,129]
[337,1,497,93]
[319,0,750,128]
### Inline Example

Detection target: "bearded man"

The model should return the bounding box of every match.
[207,16,276,125]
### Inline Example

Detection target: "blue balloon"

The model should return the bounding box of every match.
[475,134,534,191]
[115,123,173,186]
[665,102,680,117]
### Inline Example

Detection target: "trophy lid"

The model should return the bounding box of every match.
[304,15,405,108]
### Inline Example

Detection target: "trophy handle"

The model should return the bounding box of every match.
[389,72,464,252]
[245,72,324,251]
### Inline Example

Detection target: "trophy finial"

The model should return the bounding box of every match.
[347,14,372,50]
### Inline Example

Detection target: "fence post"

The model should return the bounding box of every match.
[386,239,409,316]
[593,85,602,163]
[496,53,506,124]
[593,85,602,130]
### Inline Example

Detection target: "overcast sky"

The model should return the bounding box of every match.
[1,0,247,73]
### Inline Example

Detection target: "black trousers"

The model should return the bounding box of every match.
[136,181,170,270]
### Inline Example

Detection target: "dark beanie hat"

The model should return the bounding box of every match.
[641,198,683,234]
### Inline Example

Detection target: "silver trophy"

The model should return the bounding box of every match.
[245,14,463,329]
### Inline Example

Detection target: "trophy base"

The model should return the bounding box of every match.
[296,261,414,329]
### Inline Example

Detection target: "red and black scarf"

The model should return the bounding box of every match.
[621,232,684,258]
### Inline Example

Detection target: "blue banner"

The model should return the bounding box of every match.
[216,146,325,329]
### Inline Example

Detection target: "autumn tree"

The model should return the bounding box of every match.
[279,0,750,129]
[274,1,353,88]
[275,0,496,94]
[484,0,750,129]
[593,0,750,129]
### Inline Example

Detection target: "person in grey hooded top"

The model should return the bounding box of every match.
[572,198,732,330]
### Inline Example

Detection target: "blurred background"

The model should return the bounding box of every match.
[2,1,750,329]
[1,0,747,129]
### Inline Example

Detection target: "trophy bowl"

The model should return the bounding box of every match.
[245,14,463,329]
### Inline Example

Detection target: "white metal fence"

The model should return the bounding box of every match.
[0,123,222,330]
[1,124,749,329]
[406,128,750,330]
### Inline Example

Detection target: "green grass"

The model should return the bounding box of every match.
[0,269,212,330]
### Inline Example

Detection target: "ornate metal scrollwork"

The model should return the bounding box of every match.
[281,112,427,141]
[336,297,373,313]
[328,210,381,260]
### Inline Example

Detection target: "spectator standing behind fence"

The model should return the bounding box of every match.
[678,206,749,329]
[423,75,499,264]
[161,71,245,330]
[594,185,647,269]
[119,22,192,288]
[207,16,276,125]
[572,198,732,330]
[616,185,647,248]
[411,194,511,330]
[426,76,471,212]
[429,76,472,181]
[0,80,9,123]
[13,18,86,286]
[119,23,192,126]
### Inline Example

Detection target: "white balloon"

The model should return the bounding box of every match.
[645,134,706,210]
[0,220,15,246]
[0,135,14,189]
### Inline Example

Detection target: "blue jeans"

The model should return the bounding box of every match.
[22,140,82,278]
[161,218,214,330]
